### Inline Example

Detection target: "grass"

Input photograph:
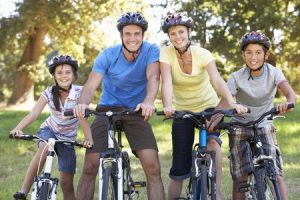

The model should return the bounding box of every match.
[0,101,300,199]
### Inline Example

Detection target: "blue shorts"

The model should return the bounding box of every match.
[37,127,76,174]
[169,117,222,180]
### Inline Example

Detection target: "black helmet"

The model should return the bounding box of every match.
[240,31,270,51]
[117,12,148,32]
[47,55,78,74]
[162,12,194,33]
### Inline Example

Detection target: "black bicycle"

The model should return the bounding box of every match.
[65,109,146,200]
[10,134,89,200]
[216,103,294,200]
[157,108,238,200]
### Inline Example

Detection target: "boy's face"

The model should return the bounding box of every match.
[242,43,267,70]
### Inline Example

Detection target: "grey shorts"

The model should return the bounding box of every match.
[87,106,158,156]
[38,127,76,174]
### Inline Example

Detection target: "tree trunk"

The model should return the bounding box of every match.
[8,26,48,105]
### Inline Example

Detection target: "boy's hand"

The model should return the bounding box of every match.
[276,102,293,114]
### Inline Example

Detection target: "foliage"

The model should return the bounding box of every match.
[0,0,147,102]
[161,0,300,89]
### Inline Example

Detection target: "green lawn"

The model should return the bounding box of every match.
[0,102,300,199]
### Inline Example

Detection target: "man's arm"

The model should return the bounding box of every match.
[136,61,160,120]
[74,72,103,117]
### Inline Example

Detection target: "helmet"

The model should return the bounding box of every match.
[240,31,270,50]
[117,12,148,32]
[162,12,194,33]
[47,55,78,74]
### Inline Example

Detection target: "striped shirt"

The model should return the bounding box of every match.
[40,84,82,140]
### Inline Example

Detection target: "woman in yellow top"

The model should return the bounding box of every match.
[160,12,247,200]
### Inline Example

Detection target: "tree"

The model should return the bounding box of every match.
[162,0,300,87]
[0,0,145,105]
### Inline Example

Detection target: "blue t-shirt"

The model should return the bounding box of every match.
[92,41,159,109]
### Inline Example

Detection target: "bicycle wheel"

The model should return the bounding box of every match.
[254,167,278,200]
[200,164,208,200]
[209,171,217,200]
[38,182,51,200]
[102,165,118,200]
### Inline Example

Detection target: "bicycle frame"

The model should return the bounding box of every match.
[65,109,146,200]
[98,111,124,200]
[217,103,294,200]
[158,109,235,200]
[10,134,87,200]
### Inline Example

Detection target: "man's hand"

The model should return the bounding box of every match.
[73,104,92,118]
[135,102,156,121]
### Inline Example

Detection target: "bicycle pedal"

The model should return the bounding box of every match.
[238,184,250,193]
[13,192,27,200]
[132,181,146,187]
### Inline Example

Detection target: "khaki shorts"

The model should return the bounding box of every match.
[87,106,158,156]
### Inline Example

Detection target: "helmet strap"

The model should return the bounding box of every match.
[174,38,191,55]
[247,63,265,80]
[121,40,142,61]
[54,80,71,93]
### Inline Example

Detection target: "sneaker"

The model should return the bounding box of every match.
[13,192,27,200]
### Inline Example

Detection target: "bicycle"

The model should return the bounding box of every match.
[10,134,89,200]
[157,108,237,200]
[216,103,294,200]
[65,109,146,200]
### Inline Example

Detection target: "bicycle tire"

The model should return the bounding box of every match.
[200,164,208,200]
[209,171,217,200]
[38,182,51,200]
[102,165,118,200]
[254,167,278,200]
[122,151,133,199]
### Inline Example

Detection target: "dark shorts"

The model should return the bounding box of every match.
[87,106,158,156]
[38,127,76,174]
[229,124,283,179]
[169,117,222,180]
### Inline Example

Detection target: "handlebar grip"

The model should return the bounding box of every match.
[64,110,93,117]
[64,110,74,116]
[156,111,165,116]
[288,103,295,109]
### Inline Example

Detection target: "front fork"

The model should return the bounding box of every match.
[99,155,123,200]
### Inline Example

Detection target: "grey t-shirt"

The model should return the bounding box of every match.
[227,63,286,127]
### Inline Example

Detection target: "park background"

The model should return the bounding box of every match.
[0,0,299,199]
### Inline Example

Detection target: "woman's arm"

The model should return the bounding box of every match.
[206,60,247,113]
[160,61,174,116]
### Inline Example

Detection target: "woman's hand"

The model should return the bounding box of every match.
[163,105,175,117]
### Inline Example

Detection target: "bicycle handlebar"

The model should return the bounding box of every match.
[9,134,91,149]
[64,109,141,118]
[215,103,295,130]
[156,108,250,121]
